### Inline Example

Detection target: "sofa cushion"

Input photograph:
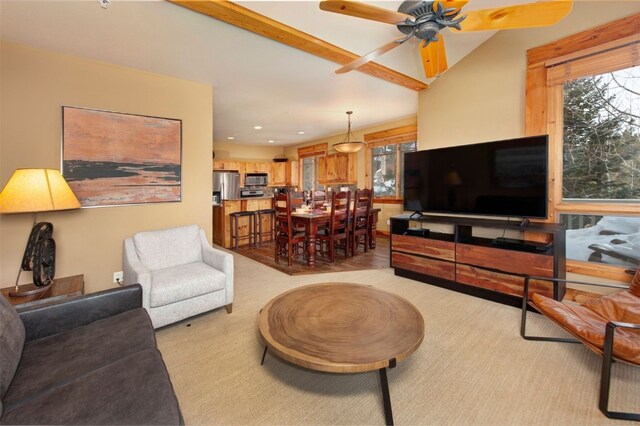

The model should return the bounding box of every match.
[133,225,203,271]
[0,349,183,425]
[0,294,25,416]
[150,262,226,308]
[2,308,156,412]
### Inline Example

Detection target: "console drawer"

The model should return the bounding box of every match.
[391,234,455,261]
[456,244,553,277]
[392,252,455,281]
[456,264,554,298]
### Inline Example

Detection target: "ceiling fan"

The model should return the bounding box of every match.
[319,0,573,79]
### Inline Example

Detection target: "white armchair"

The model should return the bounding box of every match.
[123,225,233,329]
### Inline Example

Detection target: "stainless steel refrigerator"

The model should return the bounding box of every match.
[213,171,240,200]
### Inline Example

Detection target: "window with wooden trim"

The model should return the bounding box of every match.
[526,13,640,278]
[364,125,417,203]
[371,142,416,199]
[298,143,327,192]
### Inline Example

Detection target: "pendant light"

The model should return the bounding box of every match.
[333,111,365,154]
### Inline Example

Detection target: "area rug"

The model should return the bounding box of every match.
[155,251,639,425]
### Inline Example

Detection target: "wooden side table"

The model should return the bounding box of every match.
[1,275,84,309]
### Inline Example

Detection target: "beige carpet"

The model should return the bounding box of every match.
[156,252,639,425]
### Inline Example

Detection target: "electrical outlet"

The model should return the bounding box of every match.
[113,271,124,284]
[387,219,391,225]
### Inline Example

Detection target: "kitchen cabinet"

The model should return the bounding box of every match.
[244,162,270,174]
[213,160,242,171]
[270,161,298,187]
[318,154,355,184]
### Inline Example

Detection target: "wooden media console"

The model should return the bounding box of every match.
[390,214,566,307]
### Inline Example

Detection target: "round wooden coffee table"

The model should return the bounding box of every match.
[258,283,424,425]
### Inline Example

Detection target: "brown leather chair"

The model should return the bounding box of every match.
[520,270,640,420]
[351,189,372,256]
[316,191,350,262]
[274,193,306,266]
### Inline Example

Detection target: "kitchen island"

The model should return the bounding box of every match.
[212,197,274,248]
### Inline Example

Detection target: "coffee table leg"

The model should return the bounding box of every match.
[379,368,394,426]
[261,346,268,365]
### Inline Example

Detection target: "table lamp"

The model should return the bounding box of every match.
[0,169,81,296]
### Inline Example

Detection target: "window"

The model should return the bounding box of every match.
[563,67,640,201]
[371,142,416,198]
[526,15,640,280]
[297,143,327,192]
[364,125,417,202]
[301,156,324,192]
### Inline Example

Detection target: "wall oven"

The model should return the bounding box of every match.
[245,173,268,187]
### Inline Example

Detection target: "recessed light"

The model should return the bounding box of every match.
[254,125,263,130]
[297,131,305,135]
[268,140,275,144]
[227,136,235,140]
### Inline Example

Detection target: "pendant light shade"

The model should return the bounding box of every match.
[333,111,365,154]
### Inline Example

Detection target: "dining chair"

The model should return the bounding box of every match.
[289,191,305,209]
[274,193,306,266]
[310,190,327,210]
[289,191,307,232]
[316,191,351,262]
[351,188,372,256]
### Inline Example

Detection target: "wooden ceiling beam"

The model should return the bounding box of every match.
[168,0,428,92]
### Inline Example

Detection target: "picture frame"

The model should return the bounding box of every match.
[62,106,182,207]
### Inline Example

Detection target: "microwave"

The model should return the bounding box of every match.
[245,173,268,187]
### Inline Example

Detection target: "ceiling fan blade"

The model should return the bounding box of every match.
[336,37,409,74]
[456,1,573,32]
[319,1,414,25]
[433,1,469,13]
[420,38,448,79]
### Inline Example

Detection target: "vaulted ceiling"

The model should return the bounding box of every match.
[1,0,545,146]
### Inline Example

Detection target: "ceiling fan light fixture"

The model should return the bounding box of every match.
[333,111,365,154]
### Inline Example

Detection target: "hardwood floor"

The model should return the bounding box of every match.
[235,236,601,302]
[235,236,390,276]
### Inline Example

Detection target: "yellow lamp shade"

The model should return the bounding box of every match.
[0,169,81,213]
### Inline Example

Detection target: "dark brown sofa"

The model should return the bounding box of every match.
[0,284,183,425]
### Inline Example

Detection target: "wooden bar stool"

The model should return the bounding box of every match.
[229,211,256,250]
[256,208,276,246]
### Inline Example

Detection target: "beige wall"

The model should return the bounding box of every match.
[0,42,213,293]
[213,141,285,162]
[418,3,640,149]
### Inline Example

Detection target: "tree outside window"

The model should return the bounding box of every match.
[371,141,416,199]
[563,66,640,201]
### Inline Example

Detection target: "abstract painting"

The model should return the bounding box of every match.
[62,106,181,207]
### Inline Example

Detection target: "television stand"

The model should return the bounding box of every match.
[491,237,552,253]
[390,214,566,308]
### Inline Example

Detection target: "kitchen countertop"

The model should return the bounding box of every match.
[222,196,275,201]
[212,196,274,206]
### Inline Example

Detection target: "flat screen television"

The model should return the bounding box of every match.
[403,135,549,218]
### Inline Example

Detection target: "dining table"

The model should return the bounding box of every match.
[291,208,381,267]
